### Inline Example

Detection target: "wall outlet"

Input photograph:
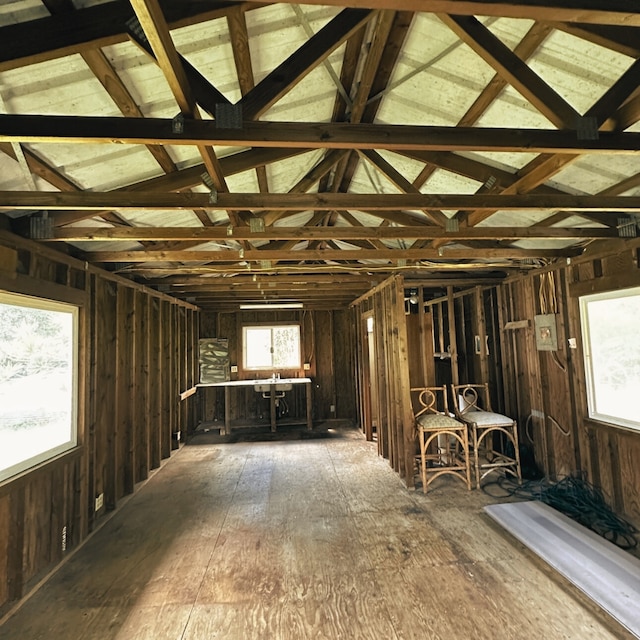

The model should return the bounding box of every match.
[231,365,238,373]
[95,493,104,511]
[303,363,310,370]
[330,404,336,413]
[568,338,577,349]
[531,409,545,419]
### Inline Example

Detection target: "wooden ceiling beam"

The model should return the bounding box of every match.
[50,148,310,227]
[439,15,579,129]
[463,55,640,226]
[5,191,640,212]
[85,246,581,262]
[129,0,228,192]
[0,1,257,73]
[6,116,640,153]
[458,22,553,127]
[227,6,270,194]
[240,9,375,120]
[357,149,448,226]
[551,22,640,58]
[49,226,616,242]
[240,1,640,27]
[262,150,349,226]
[80,48,178,175]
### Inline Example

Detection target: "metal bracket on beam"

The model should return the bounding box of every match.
[172,113,185,134]
[575,116,599,141]
[200,172,218,204]
[29,212,53,239]
[215,103,243,129]
[125,16,148,45]
[445,217,459,232]
[617,216,637,238]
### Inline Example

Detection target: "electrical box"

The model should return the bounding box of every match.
[534,314,558,351]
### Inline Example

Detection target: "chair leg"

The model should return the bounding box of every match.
[420,432,428,494]
[472,426,481,489]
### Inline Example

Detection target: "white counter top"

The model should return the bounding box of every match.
[198,377,311,387]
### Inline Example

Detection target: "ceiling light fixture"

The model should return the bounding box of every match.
[239,303,303,310]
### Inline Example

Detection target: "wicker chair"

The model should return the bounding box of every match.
[411,386,471,493]
[451,383,521,489]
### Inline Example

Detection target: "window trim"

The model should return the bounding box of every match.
[242,322,302,372]
[579,286,640,432]
[0,290,80,483]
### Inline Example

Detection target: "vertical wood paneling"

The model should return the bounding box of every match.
[0,233,198,614]
[149,299,162,470]
[134,292,149,483]
[352,276,414,487]
[160,301,172,459]
[116,286,135,498]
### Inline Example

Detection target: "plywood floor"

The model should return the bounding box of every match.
[0,425,634,640]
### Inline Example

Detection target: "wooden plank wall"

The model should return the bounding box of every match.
[198,309,356,428]
[500,239,640,530]
[0,231,198,615]
[352,275,416,488]
[429,238,640,530]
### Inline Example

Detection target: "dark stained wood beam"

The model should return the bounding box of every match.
[458,22,553,127]
[239,9,375,120]
[439,14,579,129]
[6,116,640,153]
[463,54,640,226]
[334,10,411,196]
[231,1,640,27]
[262,150,349,226]
[145,273,384,286]
[0,1,258,73]
[48,226,615,242]
[551,22,640,57]
[50,148,311,227]
[84,246,582,262]
[358,149,448,226]
[6,191,640,212]
[5,191,640,211]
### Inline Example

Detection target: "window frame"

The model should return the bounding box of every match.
[0,290,80,483]
[242,322,302,372]
[579,285,640,432]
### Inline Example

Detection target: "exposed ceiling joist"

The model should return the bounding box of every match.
[47,226,615,242]
[2,116,640,153]
[3,191,640,212]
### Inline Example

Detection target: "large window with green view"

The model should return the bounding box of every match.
[0,291,78,482]
[579,286,640,431]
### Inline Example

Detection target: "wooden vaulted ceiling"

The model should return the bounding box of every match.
[1,0,640,310]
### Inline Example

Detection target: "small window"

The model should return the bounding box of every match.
[579,286,640,431]
[0,291,78,482]
[243,324,301,371]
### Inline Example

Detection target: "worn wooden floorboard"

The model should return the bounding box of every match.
[0,426,635,640]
